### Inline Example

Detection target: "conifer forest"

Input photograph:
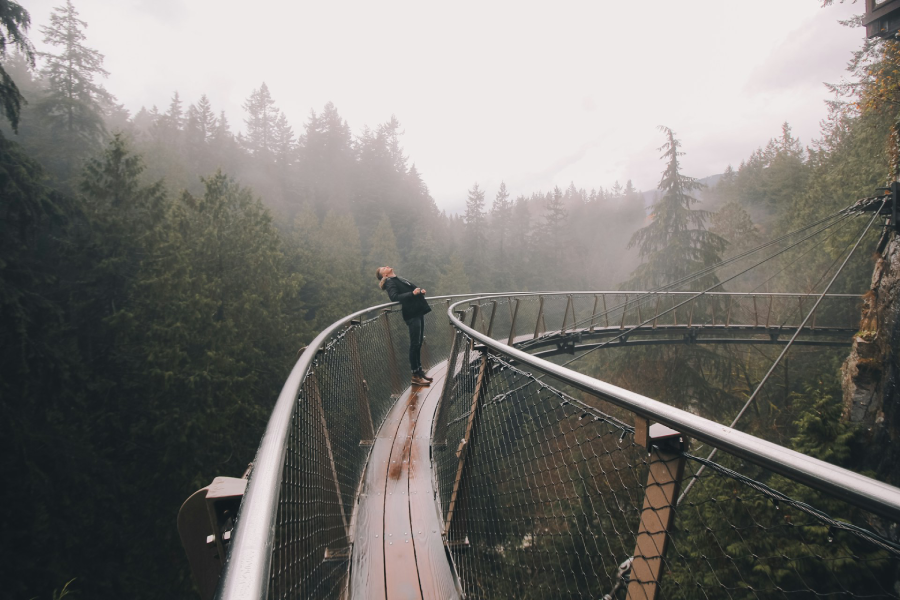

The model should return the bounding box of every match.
[2,1,899,598]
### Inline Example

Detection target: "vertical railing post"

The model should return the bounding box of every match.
[652,295,660,329]
[765,295,773,329]
[380,309,402,395]
[562,294,575,333]
[347,323,375,445]
[603,294,610,327]
[444,351,491,538]
[590,295,600,332]
[468,304,480,352]
[486,300,498,338]
[670,295,677,326]
[533,295,546,339]
[507,298,520,346]
[753,295,759,327]
[620,294,629,330]
[628,422,687,600]
[433,312,466,448]
[726,296,733,327]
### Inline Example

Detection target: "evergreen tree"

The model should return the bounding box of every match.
[0,0,35,132]
[242,82,279,157]
[364,213,401,304]
[491,181,512,261]
[463,183,487,287]
[37,0,110,142]
[625,126,726,289]
[438,253,471,295]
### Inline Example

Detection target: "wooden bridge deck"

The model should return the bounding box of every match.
[349,362,459,600]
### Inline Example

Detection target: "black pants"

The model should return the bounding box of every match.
[406,315,425,373]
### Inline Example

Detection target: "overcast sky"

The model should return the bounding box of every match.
[23,0,862,212]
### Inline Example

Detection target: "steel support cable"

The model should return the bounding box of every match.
[492,214,856,402]
[522,209,852,347]
[677,198,887,505]
[553,211,856,371]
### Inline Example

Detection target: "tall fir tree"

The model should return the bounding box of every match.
[37,0,110,142]
[0,0,35,132]
[625,126,726,289]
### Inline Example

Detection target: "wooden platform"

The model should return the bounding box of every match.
[349,362,460,600]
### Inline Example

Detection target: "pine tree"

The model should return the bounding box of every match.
[364,213,401,304]
[437,253,471,295]
[625,126,726,289]
[491,181,512,261]
[38,0,110,142]
[0,0,36,132]
[242,82,279,157]
[464,183,487,256]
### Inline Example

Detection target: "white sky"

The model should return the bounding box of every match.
[23,0,863,213]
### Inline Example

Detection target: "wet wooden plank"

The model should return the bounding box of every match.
[409,365,460,600]
[383,384,427,600]
[350,384,413,600]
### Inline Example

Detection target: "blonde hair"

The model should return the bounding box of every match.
[376,267,387,289]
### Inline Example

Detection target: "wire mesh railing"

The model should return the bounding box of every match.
[217,294,475,600]
[440,294,900,599]
[216,289,896,600]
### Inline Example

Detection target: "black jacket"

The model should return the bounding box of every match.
[383,276,432,322]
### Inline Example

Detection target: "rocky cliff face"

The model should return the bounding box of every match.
[842,232,900,486]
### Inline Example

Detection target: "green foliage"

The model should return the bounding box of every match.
[625,127,726,290]
[0,0,35,131]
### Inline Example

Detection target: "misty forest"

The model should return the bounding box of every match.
[2,1,900,599]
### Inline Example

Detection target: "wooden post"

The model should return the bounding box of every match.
[486,300,498,338]
[468,304,480,352]
[533,296,546,339]
[433,314,466,448]
[381,309,402,394]
[307,372,351,545]
[348,325,375,445]
[753,295,759,327]
[562,295,575,333]
[444,353,490,536]
[589,295,600,332]
[651,295,660,329]
[627,424,687,600]
[507,298,520,346]
[603,294,610,327]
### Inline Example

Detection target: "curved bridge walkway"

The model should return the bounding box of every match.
[350,363,458,600]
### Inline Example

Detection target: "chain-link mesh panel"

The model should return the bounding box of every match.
[433,346,649,598]
[267,299,458,600]
[655,452,900,599]
[432,334,900,599]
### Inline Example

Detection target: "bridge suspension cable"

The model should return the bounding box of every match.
[519,206,855,353]
[541,208,857,371]
[677,196,888,504]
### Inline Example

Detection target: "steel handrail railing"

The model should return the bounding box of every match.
[216,293,484,600]
[448,295,900,523]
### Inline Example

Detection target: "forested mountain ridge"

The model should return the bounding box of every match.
[2,1,899,598]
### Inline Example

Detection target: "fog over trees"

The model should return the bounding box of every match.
[1,1,896,598]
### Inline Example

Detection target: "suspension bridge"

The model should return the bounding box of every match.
[188,199,900,599]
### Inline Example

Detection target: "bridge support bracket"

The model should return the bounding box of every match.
[627,423,688,600]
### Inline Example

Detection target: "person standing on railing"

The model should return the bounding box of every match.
[376,266,434,386]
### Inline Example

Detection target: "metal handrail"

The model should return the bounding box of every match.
[215,293,485,600]
[448,295,900,523]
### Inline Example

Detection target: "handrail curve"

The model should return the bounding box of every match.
[448,295,900,523]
